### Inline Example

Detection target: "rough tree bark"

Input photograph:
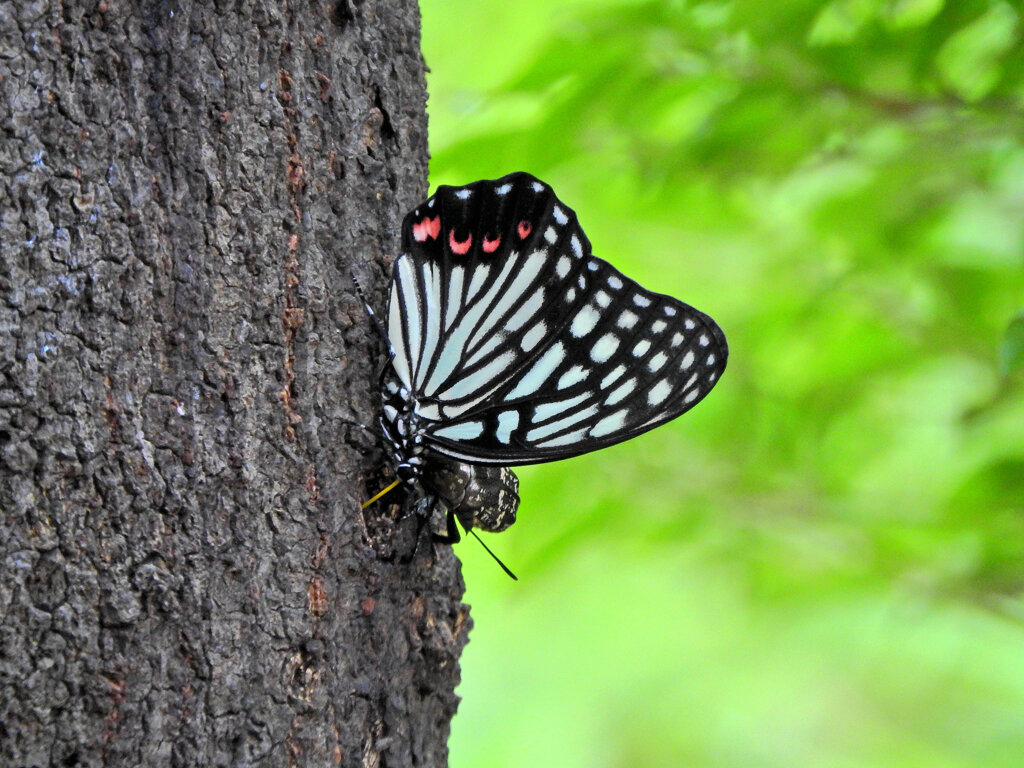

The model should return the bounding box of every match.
[1,2,472,766]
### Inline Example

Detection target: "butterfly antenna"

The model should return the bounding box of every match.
[468,528,518,581]
[350,273,390,345]
[362,479,401,509]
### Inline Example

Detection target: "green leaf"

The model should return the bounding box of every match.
[1001,312,1024,375]
[884,0,945,29]
[808,0,883,45]
[936,2,1019,102]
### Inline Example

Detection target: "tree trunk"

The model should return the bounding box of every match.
[1,2,470,766]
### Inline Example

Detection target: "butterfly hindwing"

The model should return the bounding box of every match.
[386,172,728,466]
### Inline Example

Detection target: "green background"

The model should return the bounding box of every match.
[418,1,1024,766]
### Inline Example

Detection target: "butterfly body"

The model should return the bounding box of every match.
[419,454,519,534]
[376,172,727,537]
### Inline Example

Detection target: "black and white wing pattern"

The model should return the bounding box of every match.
[385,172,727,466]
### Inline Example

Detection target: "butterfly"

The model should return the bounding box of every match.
[365,172,727,560]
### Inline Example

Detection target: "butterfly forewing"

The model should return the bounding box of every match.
[387,172,728,466]
[390,176,587,399]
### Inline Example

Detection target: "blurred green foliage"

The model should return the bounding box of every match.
[419,1,1024,766]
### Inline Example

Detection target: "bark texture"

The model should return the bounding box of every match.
[0,2,471,766]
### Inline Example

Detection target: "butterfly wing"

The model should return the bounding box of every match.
[387,172,728,466]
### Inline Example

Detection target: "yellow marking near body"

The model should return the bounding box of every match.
[361,479,400,509]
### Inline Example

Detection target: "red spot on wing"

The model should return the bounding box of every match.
[412,216,441,242]
[517,220,532,239]
[482,235,501,253]
[449,230,472,255]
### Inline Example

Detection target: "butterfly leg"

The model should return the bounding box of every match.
[398,494,437,564]
[433,508,462,545]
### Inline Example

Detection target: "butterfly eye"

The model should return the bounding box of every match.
[517,220,532,239]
